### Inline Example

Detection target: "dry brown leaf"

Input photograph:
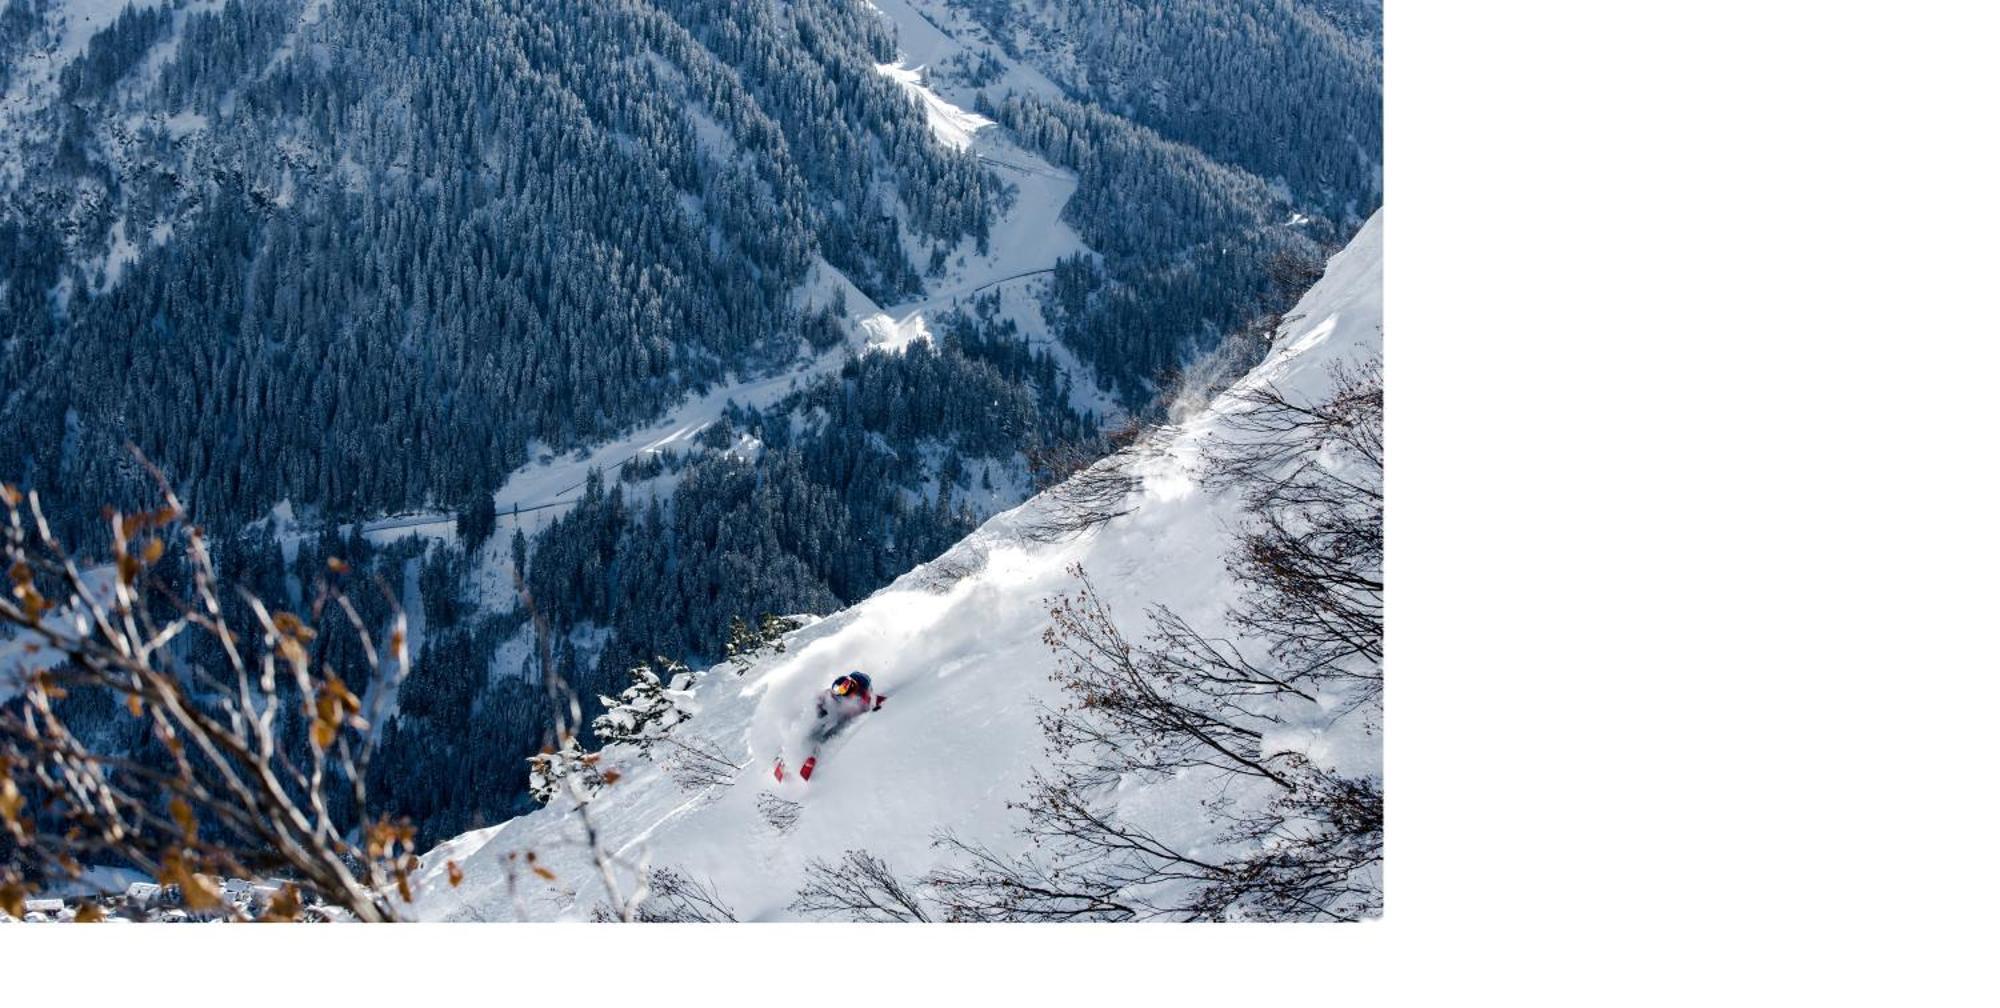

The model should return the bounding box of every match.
[160,854,221,911]
[0,776,23,830]
[0,881,25,919]
[30,670,62,699]
[263,885,301,922]
[20,591,47,623]
[447,860,464,888]
[72,902,104,923]
[169,796,197,841]
[272,611,317,641]
[328,676,360,715]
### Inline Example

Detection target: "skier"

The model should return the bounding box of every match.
[773,671,886,783]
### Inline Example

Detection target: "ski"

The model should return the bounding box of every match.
[771,755,818,783]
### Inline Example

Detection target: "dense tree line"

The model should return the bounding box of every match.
[982,90,1325,405]
[2,0,995,540]
[948,0,1381,220]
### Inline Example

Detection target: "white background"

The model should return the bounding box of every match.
[13,1,1999,1002]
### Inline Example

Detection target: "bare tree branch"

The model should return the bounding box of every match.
[792,850,932,922]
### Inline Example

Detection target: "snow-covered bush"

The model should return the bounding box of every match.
[527,739,599,806]
[591,657,697,753]
[529,654,742,805]
[724,614,805,674]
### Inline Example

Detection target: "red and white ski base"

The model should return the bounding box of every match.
[771,756,817,783]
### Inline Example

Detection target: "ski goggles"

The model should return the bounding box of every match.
[832,679,855,696]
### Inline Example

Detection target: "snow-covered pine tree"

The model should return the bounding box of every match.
[591,656,697,754]
[526,740,575,805]
[724,614,805,674]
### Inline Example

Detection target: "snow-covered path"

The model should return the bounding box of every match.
[861,0,1105,411]
[867,0,1085,308]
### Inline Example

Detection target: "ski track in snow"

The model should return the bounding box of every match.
[409,211,1384,922]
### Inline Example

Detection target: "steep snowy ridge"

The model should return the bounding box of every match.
[409,210,1385,922]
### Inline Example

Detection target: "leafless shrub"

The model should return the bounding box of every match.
[927,831,1138,922]
[1206,357,1382,511]
[1028,411,1150,487]
[0,453,634,922]
[757,793,801,834]
[908,543,983,594]
[1037,569,1296,793]
[927,356,1386,922]
[790,849,932,922]
[592,866,736,923]
[659,731,743,792]
[1208,770,1384,920]
[928,751,1380,922]
[935,356,1390,923]
[0,468,416,921]
[1206,358,1383,695]
[1015,453,1141,543]
[1017,416,1170,544]
[1265,245,1329,307]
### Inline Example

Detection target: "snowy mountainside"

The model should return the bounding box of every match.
[2,0,1378,858]
[929,0,1382,222]
[410,210,1384,922]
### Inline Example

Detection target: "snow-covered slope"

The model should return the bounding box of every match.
[408,210,1384,922]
